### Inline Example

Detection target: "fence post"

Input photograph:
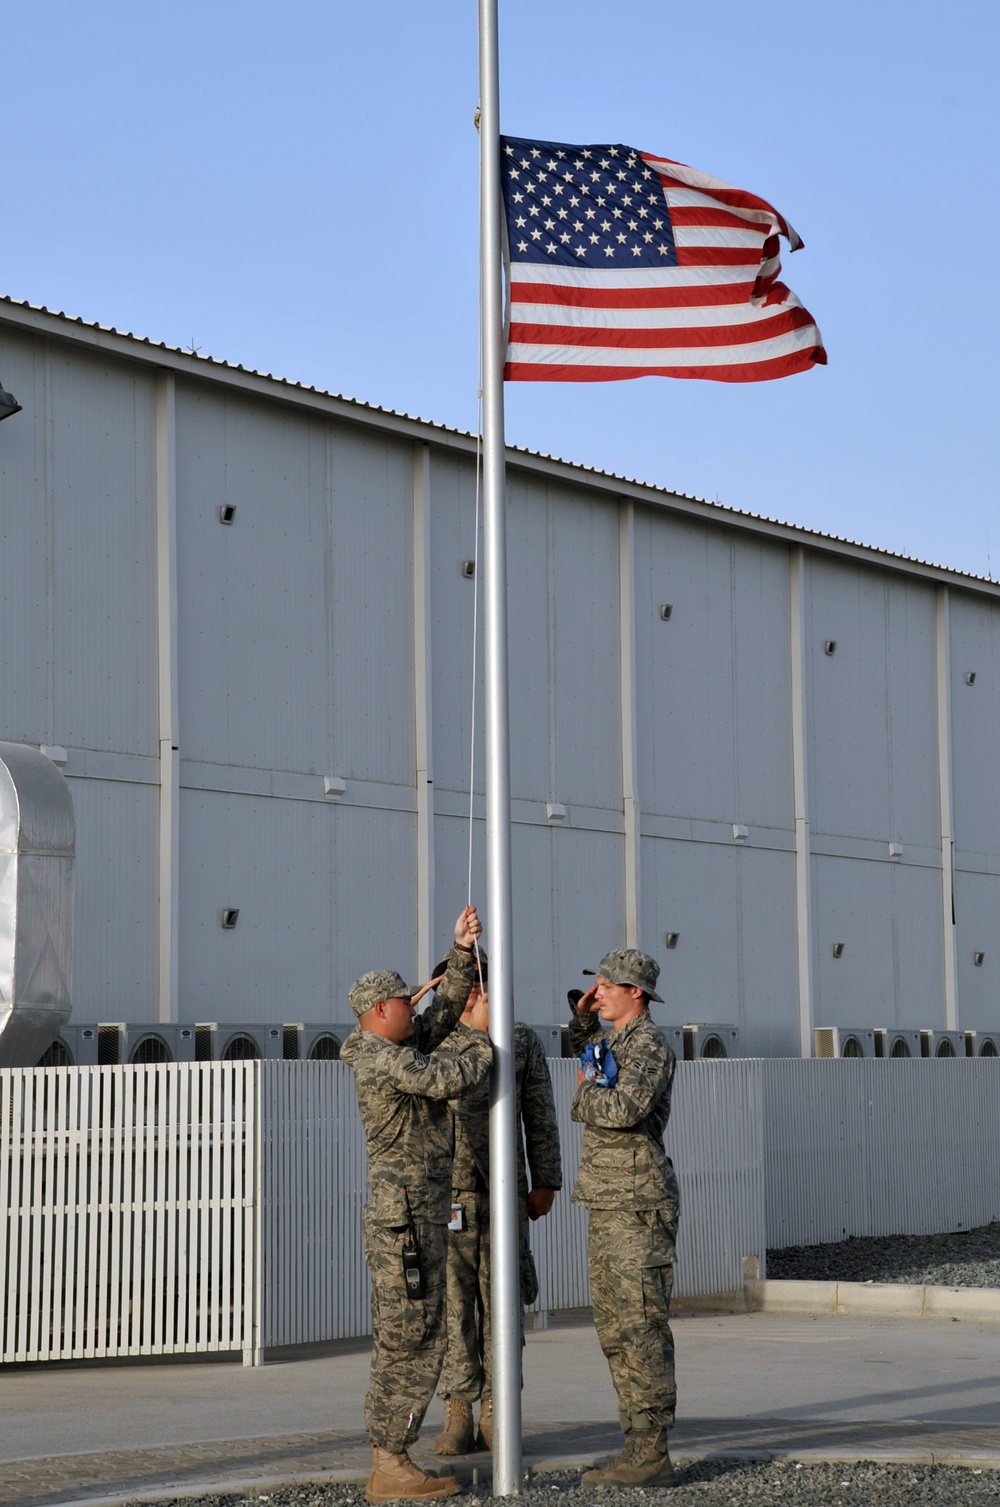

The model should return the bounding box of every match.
[244,1059,263,1366]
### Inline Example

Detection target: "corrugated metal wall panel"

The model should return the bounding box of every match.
[953,869,1000,1029]
[950,593,1000,862]
[48,350,158,755]
[551,826,625,1017]
[7,324,1000,1044]
[886,580,940,847]
[434,812,487,954]
[547,483,622,813]
[762,1059,1000,1248]
[890,862,947,1026]
[641,836,740,1028]
[67,777,158,1022]
[736,847,799,1055]
[328,424,416,787]
[667,1059,764,1297]
[329,803,418,1009]
[175,388,335,775]
[529,1060,588,1310]
[808,558,892,842]
[505,472,552,804]
[0,330,54,743]
[0,334,157,755]
[434,814,625,1026]
[731,539,794,831]
[259,1061,370,1346]
[178,790,333,1023]
[511,823,557,1012]
[633,514,739,822]
[812,855,896,1026]
[427,451,485,798]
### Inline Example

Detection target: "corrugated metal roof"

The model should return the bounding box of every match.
[1,293,996,597]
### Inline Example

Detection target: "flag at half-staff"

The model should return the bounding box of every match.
[501,135,826,384]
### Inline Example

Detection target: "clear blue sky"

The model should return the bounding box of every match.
[4,2,998,577]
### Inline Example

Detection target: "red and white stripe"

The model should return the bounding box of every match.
[505,152,826,385]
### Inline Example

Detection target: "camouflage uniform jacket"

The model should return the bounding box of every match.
[568,1006,678,1211]
[447,1021,563,1202]
[340,947,493,1227]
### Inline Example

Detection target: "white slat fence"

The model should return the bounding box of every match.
[0,1063,256,1363]
[2,1055,998,1364]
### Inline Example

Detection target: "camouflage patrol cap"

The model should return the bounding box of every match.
[432,945,489,984]
[348,969,417,1018]
[583,948,663,1003]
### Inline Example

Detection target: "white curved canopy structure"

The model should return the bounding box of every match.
[0,742,75,1067]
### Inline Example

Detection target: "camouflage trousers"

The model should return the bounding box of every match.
[438,1189,532,1402]
[587,1205,678,1433]
[363,1207,448,1452]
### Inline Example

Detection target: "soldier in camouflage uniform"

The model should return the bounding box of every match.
[568,949,679,1489]
[433,951,562,1456]
[340,906,493,1504]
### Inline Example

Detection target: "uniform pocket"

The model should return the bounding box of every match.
[639,1258,674,1324]
[585,1141,636,1196]
[396,1295,439,1352]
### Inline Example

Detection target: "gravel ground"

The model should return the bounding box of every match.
[119,1460,1000,1507]
[767,1221,1000,1287]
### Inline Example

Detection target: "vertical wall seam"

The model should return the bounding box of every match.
[412,443,435,981]
[790,548,815,1055]
[155,373,179,1024]
[619,502,640,947]
[936,586,959,1028]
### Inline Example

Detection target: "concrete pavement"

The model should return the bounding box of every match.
[2,1310,999,1506]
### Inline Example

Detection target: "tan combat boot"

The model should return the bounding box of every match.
[476,1396,492,1451]
[433,1396,476,1456]
[366,1446,460,1502]
[581,1428,674,1487]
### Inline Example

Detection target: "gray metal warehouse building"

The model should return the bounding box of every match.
[1,296,998,1058]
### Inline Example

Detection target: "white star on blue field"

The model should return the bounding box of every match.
[501,136,678,268]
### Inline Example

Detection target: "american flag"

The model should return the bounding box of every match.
[501,135,826,384]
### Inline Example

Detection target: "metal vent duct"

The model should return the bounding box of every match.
[0,743,75,1067]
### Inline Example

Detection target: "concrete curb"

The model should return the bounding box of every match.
[745,1278,1000,1322]
[42,1445,1000,1507]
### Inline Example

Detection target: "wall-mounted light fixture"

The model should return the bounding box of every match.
[221,908,240,930]
[732,823,749,842]
[832,941,845,959]
[219,504,237,524]
[823,640,837,656]
[323,776,346,800]
[966,672,977,686]
[659,604,673,621]
[41,745,68,766]
[0,382,21,422]
[664,932,679,949]
[974,951,985,967]
[461,559,476,578]
[546,802,567,822]
[888,843,903,860]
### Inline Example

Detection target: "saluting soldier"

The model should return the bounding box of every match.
[340,905,492,1504]
[433,949,562,1456]
[568,948,680,1489]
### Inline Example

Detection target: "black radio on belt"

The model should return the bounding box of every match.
[401,1187,424,1299]
[401,1237,424,1299]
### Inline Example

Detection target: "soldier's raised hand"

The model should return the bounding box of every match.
[576,983,601,1014]
[455,905,482,950]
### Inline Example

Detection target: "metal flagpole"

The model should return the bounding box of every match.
[478,0,521,1494]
